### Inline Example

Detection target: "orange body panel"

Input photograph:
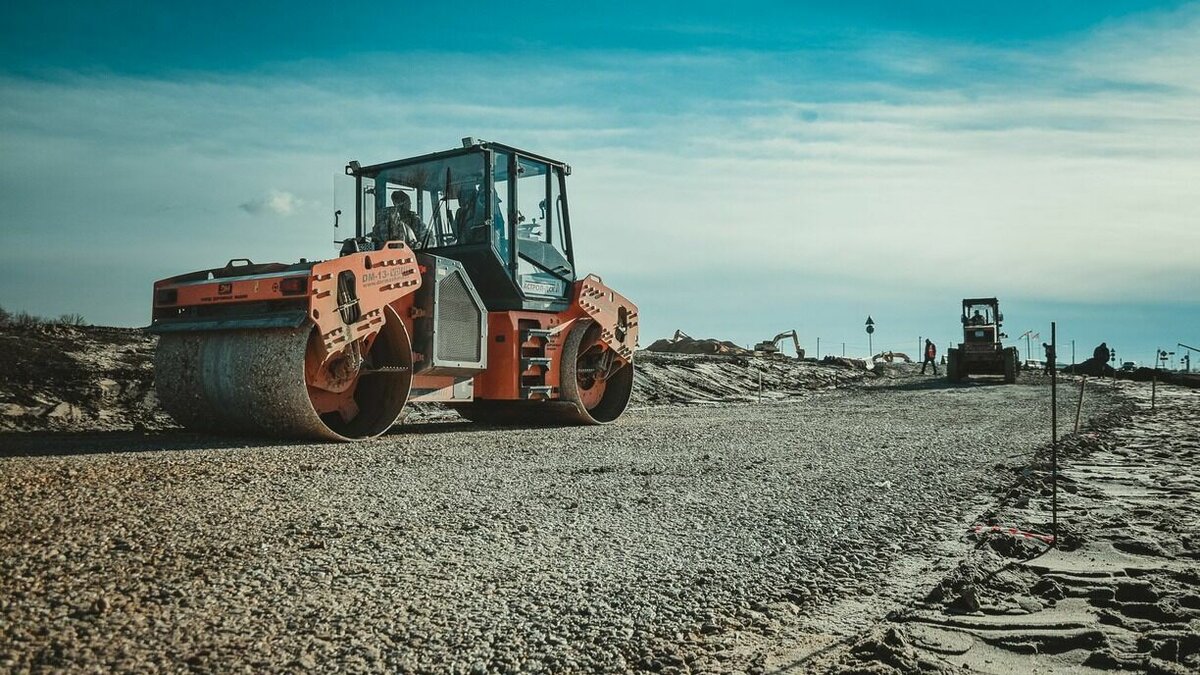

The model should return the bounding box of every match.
[473,312,573,400]
[471,275,639,401]
[569,274,639,364]
[306,244,420,355]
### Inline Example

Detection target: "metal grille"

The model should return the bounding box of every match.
[436,271,482,362]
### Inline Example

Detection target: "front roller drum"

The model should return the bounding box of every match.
[155,316,412,442]
[454,319,635,426]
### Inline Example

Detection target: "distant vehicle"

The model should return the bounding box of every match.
[947,297,1019,384]
[754,330,804,358]
[1120,361,1136,372]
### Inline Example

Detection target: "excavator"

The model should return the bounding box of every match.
[754,330,804,358]
[149,139,638,441]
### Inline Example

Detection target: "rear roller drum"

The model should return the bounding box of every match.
[559,319,634,424]
[155,309,412,441]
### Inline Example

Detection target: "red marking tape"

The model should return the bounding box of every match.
[970,524,1055,544]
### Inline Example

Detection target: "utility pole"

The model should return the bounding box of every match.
[816,337,820,360]
[1071,339,1075,367]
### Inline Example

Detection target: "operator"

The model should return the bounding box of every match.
[968,310,986,325]
[374,191,427,248]
[920,339,938,375]
[1042,342,1055,375]
[455,185,486,243]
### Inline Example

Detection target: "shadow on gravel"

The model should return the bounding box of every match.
[1,418,550,457]
[0,430,295,458]
[871,376,1027,392]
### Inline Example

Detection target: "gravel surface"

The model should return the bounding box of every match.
[0,374,1122,673]
[819,380,1198,674]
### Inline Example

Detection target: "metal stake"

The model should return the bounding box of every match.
[1152,348,1158,411]
[1074,376,1086,433]
[1051,322,1058,546]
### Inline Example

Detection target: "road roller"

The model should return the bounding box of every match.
[149,139,638,441]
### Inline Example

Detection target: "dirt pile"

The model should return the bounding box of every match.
[632,351,871,406]
[644,335,752,356]
[0,325,169,433]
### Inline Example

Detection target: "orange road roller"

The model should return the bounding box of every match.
[150,139,638,441]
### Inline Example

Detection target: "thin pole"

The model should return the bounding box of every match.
[1051,321,1058,547]
[1071,339,1075,368]
[1074,376,1086,433]
[1051,323,1057,446]
[1152,348,1158,411]
[842,342,845,357]
[758,369,762,404]
[816,337,820,360]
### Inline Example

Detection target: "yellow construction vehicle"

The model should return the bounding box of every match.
[754,330,804,358]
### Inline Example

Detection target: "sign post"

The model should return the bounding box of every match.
[865,316,875,360]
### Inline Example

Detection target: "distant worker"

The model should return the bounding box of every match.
[921,339,938,375]
[1043,342,1055,375]
[968,310,986,326]
[1093,342,1108,363]
[374,191,427,248]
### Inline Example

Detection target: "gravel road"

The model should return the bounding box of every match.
[0,375,1122,673]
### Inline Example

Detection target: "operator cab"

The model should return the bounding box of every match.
[961,297,1004,345]
[345,139,575,312]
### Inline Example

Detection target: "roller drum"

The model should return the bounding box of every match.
[155,323,411,442]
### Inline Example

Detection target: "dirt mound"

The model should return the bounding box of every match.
[645,335,752,356]
[1,326,878,435]
[0,325,170,433]
[1065,357,1114,377]
[632,351,871,406]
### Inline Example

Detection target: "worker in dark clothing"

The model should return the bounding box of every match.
[1093,342,1108,363]
[1043,342,1055,374]
[920,339,938,375]
[374,191,427,248]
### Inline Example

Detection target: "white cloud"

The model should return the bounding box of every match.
[239,190,307,216]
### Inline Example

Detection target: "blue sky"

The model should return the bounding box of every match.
[1,2,1197,366]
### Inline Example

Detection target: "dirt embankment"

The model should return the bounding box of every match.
[0,326,169,433]
[0,326,874,434]
[817,382,1200,674]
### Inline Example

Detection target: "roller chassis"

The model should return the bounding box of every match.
[150,141,639,441]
